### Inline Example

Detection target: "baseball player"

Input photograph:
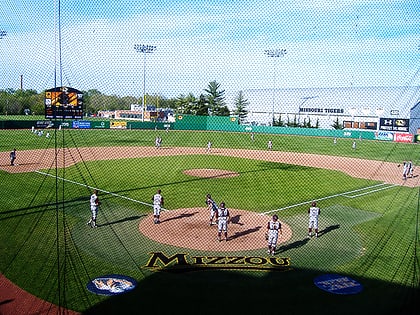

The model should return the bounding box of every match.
[87,189,100,228]
[266,214,282,256]
[206,194,218,226]
[308,201,320,238]
[152,189,164,224]
[10,148,16,166]
[216,202,230,241]
[408,160,414,178]
[155,136,162,149]
[402,161,408,180]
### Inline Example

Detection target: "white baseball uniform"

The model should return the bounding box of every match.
[217,207,229,232]
[408,161,413,177]
[153,193,163,216]
[308,206,320,229]
[267,220,282,247]
[402,162,408,178]
[90,193,99,220]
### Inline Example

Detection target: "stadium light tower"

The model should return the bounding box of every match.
[264,48,286,126]
[134,44,156,121]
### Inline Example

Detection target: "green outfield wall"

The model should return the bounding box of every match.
[0,115,407,141]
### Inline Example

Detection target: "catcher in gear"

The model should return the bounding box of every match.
[266,214,282,255]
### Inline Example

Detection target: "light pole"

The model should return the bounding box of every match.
[134,44,156,121]
[265,48,286,126]
[298,96,319,126]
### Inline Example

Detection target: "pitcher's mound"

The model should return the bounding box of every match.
[139,208,292,252]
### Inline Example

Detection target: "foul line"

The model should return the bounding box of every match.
[36,170,395,215]
[261,183,396,215]
[343,183,397,198]
[34,170,168,211]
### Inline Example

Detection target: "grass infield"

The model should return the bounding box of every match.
[0,128,418,314]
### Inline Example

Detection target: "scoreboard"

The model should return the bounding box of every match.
[45,86,83,119]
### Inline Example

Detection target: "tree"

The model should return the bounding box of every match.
[232,91,249,124]
[83,89,103,114]
[159,96,177,110]
[286,115,299,127]
[305,117,312,128]
[174,94,187,114]
[185,93,198,114]
[0,88,40,115]
[204,81,229,116]
[195,94,209,116]
[274,114,285,126]
[175,93,197,114]
[331,117,343,129]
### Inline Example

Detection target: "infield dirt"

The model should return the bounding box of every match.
[1,146,418,187]
[0,145,418,315]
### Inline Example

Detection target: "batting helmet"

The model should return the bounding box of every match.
[273,214,278,220]
[311,201,317,207]
[220,202,225,208]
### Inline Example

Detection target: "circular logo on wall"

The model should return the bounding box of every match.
[86,274,137,296]
[314,274,363,295]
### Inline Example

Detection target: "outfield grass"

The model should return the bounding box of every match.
[0,128,418,314]
[0,128,418,163]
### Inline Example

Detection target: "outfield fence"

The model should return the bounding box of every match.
[0,116,381,140]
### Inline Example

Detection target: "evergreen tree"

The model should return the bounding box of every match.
[331,117,343,129]
[232,91,249,124]
[204,81,229,116]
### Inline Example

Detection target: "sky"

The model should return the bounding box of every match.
[1,0,419,104]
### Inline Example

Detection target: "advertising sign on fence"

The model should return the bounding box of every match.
[375,131,394,141]
[379,118,409,132]
[72,120,91,129]
[110,121,127,129]
[394,133,413,143]
[91,121,109,129]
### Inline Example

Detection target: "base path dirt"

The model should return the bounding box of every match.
[1,146,417,187]
[0,274,80,315]
[0,144,418,315]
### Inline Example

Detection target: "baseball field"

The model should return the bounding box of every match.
[0,128,419,315]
